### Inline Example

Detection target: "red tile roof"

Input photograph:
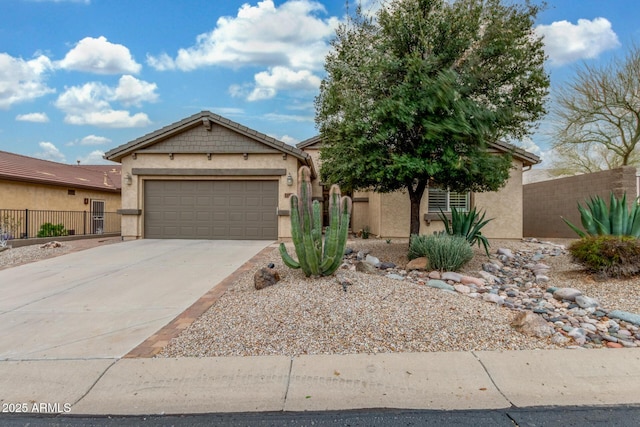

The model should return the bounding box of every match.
[0,151,121,192]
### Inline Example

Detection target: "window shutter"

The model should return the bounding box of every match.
[449,192,469,211]
[428,188,448,212]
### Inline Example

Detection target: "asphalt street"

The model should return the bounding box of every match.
[2,406,640,427]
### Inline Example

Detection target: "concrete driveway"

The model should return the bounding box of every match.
[0,239,272,360]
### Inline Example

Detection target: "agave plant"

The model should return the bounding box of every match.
[438,206,493,256]
[563,192,640,238]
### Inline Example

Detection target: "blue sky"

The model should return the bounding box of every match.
[0,0,636,166]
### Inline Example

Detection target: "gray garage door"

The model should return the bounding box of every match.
[144,180,278,240]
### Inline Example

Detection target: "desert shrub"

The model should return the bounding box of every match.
[569,235,640,278]
[439,207,493,256]
[37,222,67,238]
[409,234,473,271]
[563,192,640,238]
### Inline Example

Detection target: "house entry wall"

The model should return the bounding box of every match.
[144,180,278,240]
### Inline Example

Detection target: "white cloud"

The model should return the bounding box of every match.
[147,0,339,72]
[535,18,620,66]
[56,36,141,74]
[263,112,314,123]
[77,150,112,165]
[16,112,50,123]
[270,134,299,146]
[35,141,65,162]
[114,75,158,106]
[0,53,54,109]
[65,134,109,147]
[247,66,321,101]
[54,76,156,128]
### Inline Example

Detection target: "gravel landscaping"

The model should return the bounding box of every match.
[159,237,640,358]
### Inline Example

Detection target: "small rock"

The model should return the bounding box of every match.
[497,248,514,258]
[460,276,485,287]
[477,270,498,284]
[553,288,583,302]
[426,280,455,291]
[535,275,549,283]
[575,295,599,309]
[428,271,441,279]
[355,261,377,274]
[365,254,381,268]
[511,311,554,338]
[551,333,571,345]
[441,271,463,282]
[41,241,63,249]
[608,310,640,326]
[267,262,275,269]
[379,262,396,270]
[483,293,504,305]
[254,267,280,290]
[344,248,354,255]
[406,257,428,271]
[606,342,623,348]
[568,328,587,345]
[386,273,405,281]
[453,284,471,294]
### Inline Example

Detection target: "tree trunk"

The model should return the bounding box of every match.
[407,180,427,236]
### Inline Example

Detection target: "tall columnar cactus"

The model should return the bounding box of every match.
[279,166,352,277]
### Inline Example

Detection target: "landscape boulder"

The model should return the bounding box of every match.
[254,267,280,290]
[511,311,554,338]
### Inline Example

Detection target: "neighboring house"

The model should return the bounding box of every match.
[0,150,121,237]
[105,111,539,241]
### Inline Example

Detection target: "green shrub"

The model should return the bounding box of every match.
[563,192,640,238]
[37,222,67,238]
[409,234,473,271]
[569,235,640,278]
[361,226,370,239]
[438,207,493,256]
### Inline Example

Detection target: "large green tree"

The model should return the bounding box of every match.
[549,45,640,175]
[316,0,549,235]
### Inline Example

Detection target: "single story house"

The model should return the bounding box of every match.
[0,150,121,238]
[105,111,539,241]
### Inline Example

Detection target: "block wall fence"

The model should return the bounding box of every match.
[523,166,638,238]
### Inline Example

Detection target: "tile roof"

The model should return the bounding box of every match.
[0,151,121,192]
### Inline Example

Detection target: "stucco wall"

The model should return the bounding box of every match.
[119,152,302,240]
[523,166,638,238]
[1,179,120,211]
[474,160,524,239]
[354,160,524,239]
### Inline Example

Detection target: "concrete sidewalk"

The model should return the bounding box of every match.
[0,349,639,415]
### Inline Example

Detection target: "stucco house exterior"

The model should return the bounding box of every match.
[105,111,539,241]
[0,150,121,238]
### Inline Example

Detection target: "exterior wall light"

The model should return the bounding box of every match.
[124,173,133,186]
[286,173,294,186]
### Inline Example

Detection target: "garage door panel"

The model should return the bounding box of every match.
[145,180,277,239]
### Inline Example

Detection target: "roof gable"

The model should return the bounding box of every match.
[105,111,310,163]
[0,151,121,192]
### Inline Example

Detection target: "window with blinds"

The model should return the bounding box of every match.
[427,187,469,212]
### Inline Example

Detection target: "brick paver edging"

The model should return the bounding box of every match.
[124,244,276,358]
